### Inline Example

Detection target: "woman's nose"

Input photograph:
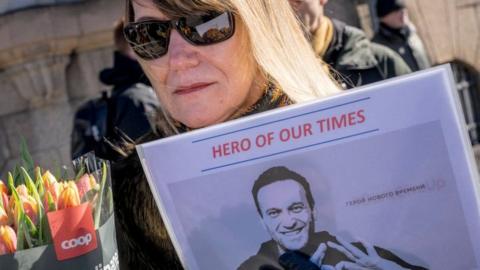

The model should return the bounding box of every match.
[167,30,200,71]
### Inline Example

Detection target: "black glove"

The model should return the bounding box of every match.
[279,251,321,270]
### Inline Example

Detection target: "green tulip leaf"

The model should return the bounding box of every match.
[20,138,35,180]
[24,214,38,238]
[94,162,108,229]
[47,192,56,212]
[35,167,44,198]
[22,215,34,248]
[107,187,114,216]
[81,188,98,204]
[16,215,25,250]
[74,166,86,182]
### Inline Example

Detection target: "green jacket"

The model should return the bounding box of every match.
[324,20,412,89]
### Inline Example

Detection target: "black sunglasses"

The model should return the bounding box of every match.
[124,11,235,60]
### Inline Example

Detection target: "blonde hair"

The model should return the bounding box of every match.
[125,0,341,105]
[231,0,341,102]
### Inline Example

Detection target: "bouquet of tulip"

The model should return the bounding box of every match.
[0,146,118,270]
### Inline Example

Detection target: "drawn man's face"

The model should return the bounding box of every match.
[257,180,314,251]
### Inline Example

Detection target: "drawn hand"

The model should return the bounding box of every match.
[308,243,340,270]
[310,243,327,267]
[326,237,407,270]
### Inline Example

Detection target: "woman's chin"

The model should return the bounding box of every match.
[175,113,224,129]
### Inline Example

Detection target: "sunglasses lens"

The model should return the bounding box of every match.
[124,21,170,59]
[179,12,234,45]
[124,12,235,60]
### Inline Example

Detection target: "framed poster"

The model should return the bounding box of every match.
[138,66,480,270]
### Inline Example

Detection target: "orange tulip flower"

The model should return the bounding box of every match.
[0,182,9,223]
[1,190,8,210]
[76,174,94,199]
[42,180,60,212]
[0,225,17,255]
[12,194,38,228]
[42,171,58,191]
[9,185,39,227]
[43,190,56,212]
[0,181,7,194]
[16,185,28,198]
[0,207,8,226]
[57,181,81,210]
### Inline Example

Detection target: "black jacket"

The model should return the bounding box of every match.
[372,23,431,72]
[238,231,428,270]
[71,52,159,159]
[324,19,412,89]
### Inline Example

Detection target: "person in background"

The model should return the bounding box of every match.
[289,0,411,89]
[112,0,342,269]
[71,19,159,160]
[372,0,431,72]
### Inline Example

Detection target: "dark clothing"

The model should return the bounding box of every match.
[110,86,292,270]
[238,231,428,270]
[372,23,431,72]
[71,51,159,159]
[376,0,406,18]
[111,140,183,270]
[324,19,411,89]
[99,51,150,87]
[105,83,157,141]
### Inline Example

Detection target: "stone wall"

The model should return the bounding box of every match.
[0,0,122,177]
[0,0,85,15]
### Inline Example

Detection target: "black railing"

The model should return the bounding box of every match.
[451,61,480,145]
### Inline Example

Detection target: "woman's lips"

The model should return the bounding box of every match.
[174,82,214,95]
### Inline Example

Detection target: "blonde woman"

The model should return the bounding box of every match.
[113,0,341,269]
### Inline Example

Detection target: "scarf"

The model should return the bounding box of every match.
[311,17,335,76]
[312,17,335,58]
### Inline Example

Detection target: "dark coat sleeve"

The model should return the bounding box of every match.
[370,43,412,79]
[111,147,183,270]
[110,84,159,141]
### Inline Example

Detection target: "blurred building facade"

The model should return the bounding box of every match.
[0,0,84,14]
[0,0,122,176]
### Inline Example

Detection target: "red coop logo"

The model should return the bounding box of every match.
[47,203,98,261]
